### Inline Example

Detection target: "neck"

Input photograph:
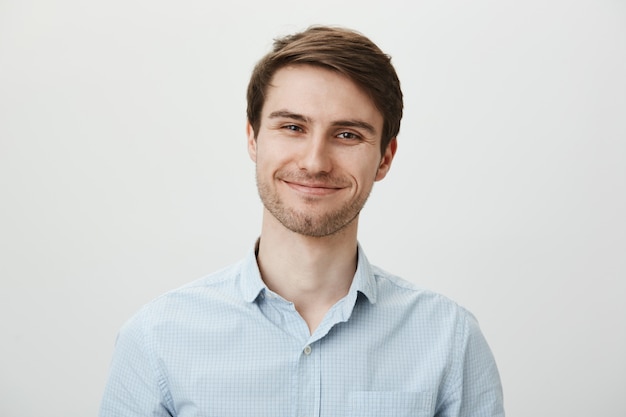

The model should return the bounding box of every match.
[256,210,359,333]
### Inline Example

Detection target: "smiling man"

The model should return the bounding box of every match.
[100,26,505,417]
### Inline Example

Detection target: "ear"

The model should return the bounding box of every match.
[375,137,397,181]
[246,121,257,163]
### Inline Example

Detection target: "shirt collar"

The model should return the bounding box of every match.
[239,240,378,304]
[351,242,378,304]
[240,242,267,303]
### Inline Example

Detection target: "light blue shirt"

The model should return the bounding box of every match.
[100,244,504,416]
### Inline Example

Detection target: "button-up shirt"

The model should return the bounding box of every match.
[100,244,504,416]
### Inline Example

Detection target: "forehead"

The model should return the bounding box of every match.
[262,65,383,131]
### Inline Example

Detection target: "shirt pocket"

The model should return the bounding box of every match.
[349,391,435,417]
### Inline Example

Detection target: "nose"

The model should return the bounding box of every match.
[298,133,332,174]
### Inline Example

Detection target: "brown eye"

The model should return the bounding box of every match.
[283,124,301,131]
[337,132,359,140]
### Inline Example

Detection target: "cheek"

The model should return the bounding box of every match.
[255,150,289,178]
[351,167,380,191]
[357,157,384,180]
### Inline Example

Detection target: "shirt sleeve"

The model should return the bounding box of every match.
[437,309,505,417]
[99,314,174,417]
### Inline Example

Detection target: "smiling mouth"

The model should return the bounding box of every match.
[282,180,345,196]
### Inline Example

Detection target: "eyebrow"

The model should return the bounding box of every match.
[268,110,311,123]
[268,110,377,134]
[331,120,377,135]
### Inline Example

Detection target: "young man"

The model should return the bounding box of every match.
[100,26,505,416]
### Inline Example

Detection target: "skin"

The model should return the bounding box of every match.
[247,64,397,333]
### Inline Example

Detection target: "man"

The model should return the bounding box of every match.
[100,26,504,416]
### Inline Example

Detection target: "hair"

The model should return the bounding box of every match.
[246,25,403,153]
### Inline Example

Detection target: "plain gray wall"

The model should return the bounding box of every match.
[1,0,624,415]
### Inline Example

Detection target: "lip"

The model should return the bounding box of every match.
[282,180,344,196]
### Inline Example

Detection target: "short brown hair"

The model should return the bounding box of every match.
[246,25,403,153]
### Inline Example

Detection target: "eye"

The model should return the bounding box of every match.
[337,131,360,140]
[282,124,303,132]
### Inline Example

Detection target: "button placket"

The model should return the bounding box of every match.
[297,341,320,417]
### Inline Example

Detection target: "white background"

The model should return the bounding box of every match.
[1,0,624,416]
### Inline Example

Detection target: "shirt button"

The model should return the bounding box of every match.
[303,345,312,355]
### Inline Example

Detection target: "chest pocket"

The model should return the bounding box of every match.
[349,391,435,417]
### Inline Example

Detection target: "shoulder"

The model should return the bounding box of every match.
[123,259,247,332]
[371,265,471,314]
[368,264,497,359]
[365,268,504,414]
[366,264,485,343]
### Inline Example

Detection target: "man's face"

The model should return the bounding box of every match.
[247,64,396,238]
